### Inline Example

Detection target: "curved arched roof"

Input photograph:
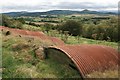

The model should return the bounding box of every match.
[47,44,119,77]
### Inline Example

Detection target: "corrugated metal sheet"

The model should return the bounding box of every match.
[0,26,64,45]
[47,44,119,77]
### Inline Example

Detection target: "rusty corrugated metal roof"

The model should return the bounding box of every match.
[0,26,64,45]
[47,44,119,77]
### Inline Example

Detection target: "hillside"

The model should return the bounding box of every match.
[2,31,80,78]
[3,10,117,17]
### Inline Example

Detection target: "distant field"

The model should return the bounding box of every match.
[33,22,58,26]
[22,24,42,31]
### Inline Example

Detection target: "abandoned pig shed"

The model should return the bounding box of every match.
[45,44,119,78]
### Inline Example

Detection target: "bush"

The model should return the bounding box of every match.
[59,20,82,36]
[43,23,55,32]
[82,17,119,42]
[2,14,23,29]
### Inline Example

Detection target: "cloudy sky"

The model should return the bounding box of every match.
[0,0,119,13]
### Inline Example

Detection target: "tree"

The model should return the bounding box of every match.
[82,23,96,39]
[17,18,25,24]
[59,20,82,36]
[43,23,54,33]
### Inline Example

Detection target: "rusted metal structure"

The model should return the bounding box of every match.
[46,44,119,78]
[0,26,64,45]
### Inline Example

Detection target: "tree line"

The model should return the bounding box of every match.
[57,18,118,42]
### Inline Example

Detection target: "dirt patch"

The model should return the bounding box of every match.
[35,47,45,60]
[12,43,30,51]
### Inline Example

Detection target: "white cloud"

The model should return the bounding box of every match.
[0,0,119,13]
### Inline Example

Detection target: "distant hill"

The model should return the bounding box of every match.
[80,9,100,14]
[3,9,117,17]
[46,10,80,15]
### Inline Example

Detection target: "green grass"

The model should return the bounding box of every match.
[66,36,118,49]
[22,24,42,31]
[2,33,81,78]
[46,31,118,49]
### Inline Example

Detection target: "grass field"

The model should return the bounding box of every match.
[22,24,42,31]
[66,36,118,49]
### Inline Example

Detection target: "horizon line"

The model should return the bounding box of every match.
[1,9,118,14]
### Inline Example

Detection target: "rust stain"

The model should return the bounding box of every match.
[47,44,119,77]
[0,26,64,45]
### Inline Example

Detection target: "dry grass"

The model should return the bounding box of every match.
[33,22,58,26]
[14,64,39,78]
[86,69,119,78]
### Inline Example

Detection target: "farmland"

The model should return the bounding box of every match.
[1,11,119,78]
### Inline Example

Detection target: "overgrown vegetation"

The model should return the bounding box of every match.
[1,14,24,29]
[58,20,82,36]
[1,32,81,78]
[58,17,118,42]
[82,17,118,42]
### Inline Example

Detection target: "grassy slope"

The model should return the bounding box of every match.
[66,36,118,49]
[2,33,81,78]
